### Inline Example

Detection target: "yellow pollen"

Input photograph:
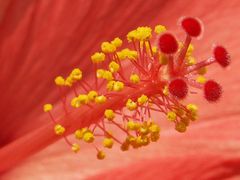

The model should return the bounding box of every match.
[71,143,80,153]
[130,73,140,84]
[196,75,207,84]
[103,70,113,81]
[91,52,106,63]
[96,69,105,78]
[54,124,65,135]
[106,80,115,91]
[137,94,148,105]
[111,37,123,48]
[126,99,137,111]
[87,91,98,101]
[75,128,87,139]
[109,61,120,73]
[127,120,140,130]
[97,151,105,160]
[167,111,177,122]
[54,76,65,86]
[65,76,73,87]
[187,56,196,66]
[78,94,89,104]
[95,95,107,104]
[186,104,198,115]
[154,25,166,34]
[104,109,115,120]
[113,81,124,92]
[83,131,94,143]
[101,41,116,53]
[103,138,114,148]
[70,68,82,81]
[71,97,81,108]
[163,86,169,96]
[43,103,53,112]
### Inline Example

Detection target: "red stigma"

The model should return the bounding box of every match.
[181,17,202,37]
[213,46,230,67]
[169,79,188,99]
[158,33,178,54]
[204,80,222,102]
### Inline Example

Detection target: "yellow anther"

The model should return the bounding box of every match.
[167,111,177,122]
[113,81,124,92]
[159,53,168,65]
[43,103,53,112]
[74,128,88,139]
[70,68,82,81]
[71,143,80,153]
[103,70,113,81]
[87,91,98,101]
[109,61,120,73]
[186,104,198,115]
[198,67,207,75]
[95,95,107,104]
[103,138,114,148]
[54,124,65,135]
[111,37,123,48]
[149,124,160,134]
[117,48,138,60]
[106,80,115,91]
[97,150,105,160]
[130,73,140,84]
[175,122,187,133]
[120,142,129,151]
[152,46,158,54]
[104,109,115,120]
[150,133,160,142]
[154,25,167,34]
[181,117,190,126]
[163,86,169,96]
[71,97,81,108]
[91,52,105,63]
[78,94,88,104]
[65,76,73,87]
[83,131,94,143]
[186,43,194,57]
[54,76,65,86]
[196,75,207,84]
[137,94,148,105]
[101,41,116,53]
[134,26,152,41]
[127,30,137,42]
[139,126,149,136]
[126,99,137,111]
[127,120,140,131]
[96,69,105,78]
[187,56,196,65]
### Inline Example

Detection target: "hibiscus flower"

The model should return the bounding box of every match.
[1,0,240,179]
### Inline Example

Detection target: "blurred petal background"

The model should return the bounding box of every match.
[0,0,240,179]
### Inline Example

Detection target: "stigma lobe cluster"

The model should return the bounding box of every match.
[43,17,230,160]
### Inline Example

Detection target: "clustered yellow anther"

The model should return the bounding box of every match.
[103,138,114,148]
[54,124,65,135]
[196,75,207,84]
[54,76,65,86]
[108,61,120,73]
[137,94,148,105]
[130,73,140,84]
[117,48,138,60]
[127,26,152,42]
[83,131,95,143]
[126,99,137,111]
[101,42,116,53]
[106,80,124,92]
[95,95,107,104]
[97,151,105,160]
[70,94,89,108]
[71,97,81,108]
[167,111,177,122]
[111,37,123,48]
[96,69,113,81]
[91,52,106,63]
[104,109,115,120]
[87,91,98,101]
[43,103,53,112]
[163,86,169,96]
[123,120,160,149]
[71,143,80,153]
[186,43,194,57]
[70,68,83,81]
[154,25,167,34]
[127,120,140,131]
[74,128,87,139]
[186,103,198,119]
